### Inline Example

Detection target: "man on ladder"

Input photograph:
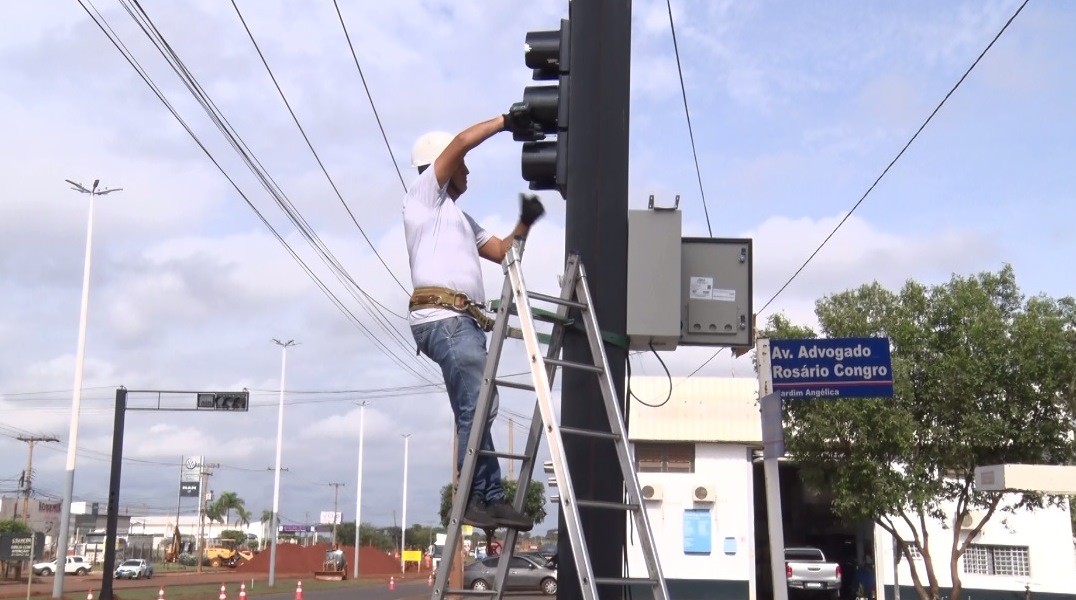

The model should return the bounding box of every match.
[403,112,546,533]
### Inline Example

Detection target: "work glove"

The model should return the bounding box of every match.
[503,102,536,136]
[520,193,545,227]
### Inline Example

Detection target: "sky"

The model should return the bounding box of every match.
[1,0,1073,541]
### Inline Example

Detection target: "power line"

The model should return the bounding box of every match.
[331,0,408,193]
[666,0,712,236]
[679,0,1031,381]
[80,0,438,384]
[230,0,410,294]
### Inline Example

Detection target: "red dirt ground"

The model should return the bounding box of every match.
[238,543,401,576]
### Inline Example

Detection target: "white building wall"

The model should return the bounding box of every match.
[625,443,756,586]
[872,497,1076,598]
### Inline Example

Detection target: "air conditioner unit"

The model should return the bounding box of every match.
[641,483,663,501]
[693,484,716,503]
[959,513,973,529]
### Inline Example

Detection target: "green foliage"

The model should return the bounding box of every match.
[0,520,32,534]
[219,530,246,545]
[760,265,1076,600]
[208,492,250,528]
[439,479,548,528]
[334,522,400,553]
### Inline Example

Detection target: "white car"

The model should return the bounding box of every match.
[115,559,153,579]
[32,555,91,576]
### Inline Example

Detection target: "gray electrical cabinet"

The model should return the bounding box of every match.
[626,207,682,351]
[680,237,754,347]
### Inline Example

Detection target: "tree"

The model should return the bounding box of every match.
[760,265,1076,600]
[439,479,548,528]
[0,520,31,534]
[209,492,250,528]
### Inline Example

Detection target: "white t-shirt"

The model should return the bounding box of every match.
[403,167,493,326]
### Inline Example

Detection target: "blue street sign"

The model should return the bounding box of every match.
[770,337,894,399]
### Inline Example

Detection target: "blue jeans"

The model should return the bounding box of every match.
[411,315,505,502]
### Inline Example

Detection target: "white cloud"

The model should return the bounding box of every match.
[1,0,1073,537]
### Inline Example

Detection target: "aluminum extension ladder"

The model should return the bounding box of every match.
[431,240,669,600]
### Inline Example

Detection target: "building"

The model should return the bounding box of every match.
[622,376,1076,600]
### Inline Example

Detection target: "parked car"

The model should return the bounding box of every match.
[464,554,557,596]
[785,547,842,598]
[115,558,154,579]
[32,555,91,576]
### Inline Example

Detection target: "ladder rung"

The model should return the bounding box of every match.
[576,499,640,511]
[478,449,530,461]
[494,378,535,391]
[594,577,660,586]
[528,291,588,310]
[559,426,620,440]
[545,357,603,374]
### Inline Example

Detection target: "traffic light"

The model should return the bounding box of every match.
[197,391,249,411]
[518,19,570,198]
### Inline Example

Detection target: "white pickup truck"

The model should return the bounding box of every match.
[785,547,841,597]
[31,555,92,576]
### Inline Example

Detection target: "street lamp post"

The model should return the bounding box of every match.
[269,338,297,587]
[54,179,121,600]
[353,401,367,580]
[400,433,411,574]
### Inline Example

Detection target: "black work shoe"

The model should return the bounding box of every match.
[463,496,498,529]
[487,498,534,531]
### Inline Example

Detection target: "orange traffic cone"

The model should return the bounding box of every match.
[295,581,303,600]
[239,583,247,600]
[389,576,395,591]
[86,591,93,600]
[428,574,433,587]
[158,586,165,600]
[219,583,227,600]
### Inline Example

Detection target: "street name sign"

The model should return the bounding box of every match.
[770,337,894,399]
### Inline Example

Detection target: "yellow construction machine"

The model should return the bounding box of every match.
[314,548,347,581]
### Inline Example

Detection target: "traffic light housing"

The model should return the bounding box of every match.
[518,19,570,198]
[197,391,249,411]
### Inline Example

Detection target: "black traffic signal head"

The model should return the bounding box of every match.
[519,19,570,198]
[197,391,249,411]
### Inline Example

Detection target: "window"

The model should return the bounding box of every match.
[635,443,695,473]
[963,544,1030,577]
[903,542,922,560]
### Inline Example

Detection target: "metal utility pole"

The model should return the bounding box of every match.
[400,433,412,574]
[54,178,121,600]
[327,482,344,546]
[353,401,367,580]
[195,462,221,575]
[507,418,515,480]
[269,338,297,587]
[16,435,59,520]
[560,2,632,599]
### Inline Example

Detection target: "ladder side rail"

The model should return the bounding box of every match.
[507,251,600,600]
[431,270,517,600]
[489,252,579,597]
[573,264,671,600]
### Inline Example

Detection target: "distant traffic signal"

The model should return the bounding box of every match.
[197,391,249,411]
[517,19,570,198]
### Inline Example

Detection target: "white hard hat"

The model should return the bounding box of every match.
[411,131,455,168]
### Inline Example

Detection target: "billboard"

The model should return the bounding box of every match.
[179,481,201,498]
[181,456,203,483]
[319,511,341,525]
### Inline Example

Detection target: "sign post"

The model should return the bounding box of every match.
[756,336,894,600]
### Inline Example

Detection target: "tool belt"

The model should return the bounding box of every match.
[409,286,495,332]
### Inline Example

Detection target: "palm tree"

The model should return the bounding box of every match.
[260,509,279,551]
[209,492,248,528]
